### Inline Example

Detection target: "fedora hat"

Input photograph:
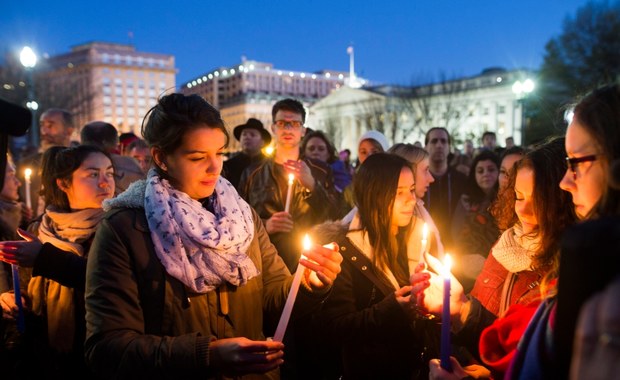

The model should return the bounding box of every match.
[233,118,272,144]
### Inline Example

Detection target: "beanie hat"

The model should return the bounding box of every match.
[358,130,390,151]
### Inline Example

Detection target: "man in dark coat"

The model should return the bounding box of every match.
[222,118,271,189]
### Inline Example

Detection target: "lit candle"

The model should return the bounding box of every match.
[11,264,25,333]
[24,168,32,210]
[284,173,294,213]
[419,222,428,262]
[273,234,311,342]
[264,145,274,157]
[440,253,453,372]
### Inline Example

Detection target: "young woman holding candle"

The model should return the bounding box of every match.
[414,137,577,379]
[82,93,342,379]
[506,84,620,380]
[0,145,115,377]
[388,143,443,257]
[313,152,431,379]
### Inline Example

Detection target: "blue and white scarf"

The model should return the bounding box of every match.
[144,170,258,293]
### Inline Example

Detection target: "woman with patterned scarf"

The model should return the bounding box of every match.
[412,137,578,379]
[83,93,342,379]
[0,144,115,377]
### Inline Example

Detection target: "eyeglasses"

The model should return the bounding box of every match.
[274,120,304,130]
[566,155,597,180]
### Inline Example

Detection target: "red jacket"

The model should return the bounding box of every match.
[470,254,544,317]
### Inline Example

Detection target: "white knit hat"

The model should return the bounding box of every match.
[357,130,390,151]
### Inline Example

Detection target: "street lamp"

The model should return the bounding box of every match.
[20,46,38,149]
[512,78,535,146]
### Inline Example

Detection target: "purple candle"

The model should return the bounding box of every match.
[440,254,453,372]
[11,264,25,333]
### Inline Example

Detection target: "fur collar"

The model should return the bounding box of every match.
[103,179,146,211]
[310,219,349,245]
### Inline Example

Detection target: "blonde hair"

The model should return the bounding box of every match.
[388,143,429,177]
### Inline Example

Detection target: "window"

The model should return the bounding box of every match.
[498,105,506,114]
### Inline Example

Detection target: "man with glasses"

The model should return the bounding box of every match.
[424,127,467,251]
[239,98,341,272]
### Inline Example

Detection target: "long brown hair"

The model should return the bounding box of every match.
[492,137,578,288]
[354,153,413,285]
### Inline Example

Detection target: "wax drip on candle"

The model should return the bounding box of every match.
[419,222,429,263]
[284,173,295,213]
[273,234,312,342]
[24,168,32,210]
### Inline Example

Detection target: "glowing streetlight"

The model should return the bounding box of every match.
[20,46,38,149]
[19,47,37,68]
[512,78,535,146]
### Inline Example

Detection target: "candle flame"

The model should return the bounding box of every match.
[288,173,295,184]
[264,145,274,156]
[302,234,312,251]
[24,168,32,180]
[443,253,452,277]
[422,223,428,240]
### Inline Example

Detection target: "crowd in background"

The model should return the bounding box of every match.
[0,83,618,379]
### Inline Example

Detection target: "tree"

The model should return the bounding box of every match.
[529,1,620,143]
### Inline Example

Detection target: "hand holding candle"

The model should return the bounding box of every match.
[273,234,312,342]
[24,168,32,210]
[284,173,294,213]
[440,253,453,372]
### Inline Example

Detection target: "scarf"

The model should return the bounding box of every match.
[144,169,258,293]
[27,206,104,353]
[491,223,541,273]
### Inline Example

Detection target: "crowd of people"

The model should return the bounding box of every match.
[0,83,617,379]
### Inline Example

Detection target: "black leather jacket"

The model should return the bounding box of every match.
[239,157,343,271]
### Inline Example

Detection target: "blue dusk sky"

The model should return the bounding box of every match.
[1,0,593,87]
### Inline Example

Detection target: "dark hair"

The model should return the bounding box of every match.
[500,145,526,162]
[119,132,139,147]
[466,150,500,204]
[127,138,148,151]
[142,94,229,171]
[424,127,451,146]
[482,131,497,140]
[571,84,620,217]
[493,137,577,272]
[300,130,337,163]
[41,145,112,211]
[354,153,413,285]
[271,98,306,123]
[42,108,74,130]
[81,121,119,151]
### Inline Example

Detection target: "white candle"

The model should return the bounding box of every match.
[284,173,294,213]
[420,222,428,262]
[273,234,312,342]
[24,168,32,210]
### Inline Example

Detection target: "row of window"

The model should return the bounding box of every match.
[100,53,169,68]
